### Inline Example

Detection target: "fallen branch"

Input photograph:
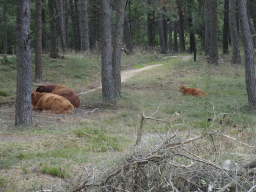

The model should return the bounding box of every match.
[221,133,255,148]
[72,110,255,192]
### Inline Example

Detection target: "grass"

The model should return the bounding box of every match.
[0,49,256,191]
[41,165,69,178]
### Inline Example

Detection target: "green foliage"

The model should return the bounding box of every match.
[133,64,145,69]
[73,127,124,152]
[0,91,8,97]
[21,165,29,174]
[0,55,17,70]
[41,166,69,178]
[0,177,7,188]
[16,152,26,160]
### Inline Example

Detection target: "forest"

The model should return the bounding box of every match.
[2,0,255,56]
[1,0,256,191]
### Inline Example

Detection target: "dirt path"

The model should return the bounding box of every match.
[78,63,163,96]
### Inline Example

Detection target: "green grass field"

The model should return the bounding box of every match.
[0,50,255,191]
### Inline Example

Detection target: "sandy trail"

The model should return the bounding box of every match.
[78,63,163,95]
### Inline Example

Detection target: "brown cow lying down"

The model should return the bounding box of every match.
[179,85,206,97]
[36,84,80,107]
[31,92,74,114]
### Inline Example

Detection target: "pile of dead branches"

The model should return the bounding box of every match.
[66,110,256,192]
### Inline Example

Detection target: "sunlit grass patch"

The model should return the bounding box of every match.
[72,127,129,152]
[0,90,8,97]
[41,165,70,178]
[0,177,7,188]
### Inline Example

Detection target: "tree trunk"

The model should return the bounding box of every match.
[3,0,7,54]
[79,0,89,52]
[176,0,185,52]
[35,0,43,81]
[158,13,167,54]
[189,18,195,54]
[63,0,69,48]
[74,0,81,51]
[247,0,256,47]
[238,0,256,108]
[247,0,256,31]
[174,21,178,52]
[204,0,210,56]
[112,0,126,98]
[134,7,141,45]
[209,0,218,64]
[223,0,229,54]
[70,0,81,51]
[124,13,133,55]
[147,10,155,49]
[229,0,241,64]
[248,0,256,32]
[42,0,47,53]
[187,0,195,54]
[168,20,173,51]
[163,15,168,47]
[49,0,59,58]
[90,0,100,50]
[15,0,32,126]
[55,0,67,53]
[100,0,116,104]
[69,0,77,50]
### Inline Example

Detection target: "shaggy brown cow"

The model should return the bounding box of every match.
[36,84,80,107]
[31,92,74,114]
[179,85,206,97]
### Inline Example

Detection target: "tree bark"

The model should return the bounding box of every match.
[176,0,185,52]
[124,13,133,55]
[100,0,116,104]
[187,0,195,54]
[49,0,59,58]
[229,0,241,64]
[223,0,229,54]
[55,0,68,53]
[90,0,100,50]
[79,0,89,52]
[74,0,81,50]
[69,0,78,50]
[35,0,43,81]
[112,0,126,97]
[168,20,173,52]
[238,0,256,108]
[163,15,168,47]
[174,21,178,52]
[42,0,47,53]
[248,0,256,32]
[209,0,218,64]
[15,0,32,126]
[147,10,155,49]
[70,0,81,51]
[189,18,195,54]
[158,13,167,54]
[3,0,7,54]
[63,0,69,48]
[204,0,210,56]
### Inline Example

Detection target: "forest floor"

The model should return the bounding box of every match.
[0,55,192,142]
[0,62,169,143]
[7,54,247,192]
[0,57,178,191]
